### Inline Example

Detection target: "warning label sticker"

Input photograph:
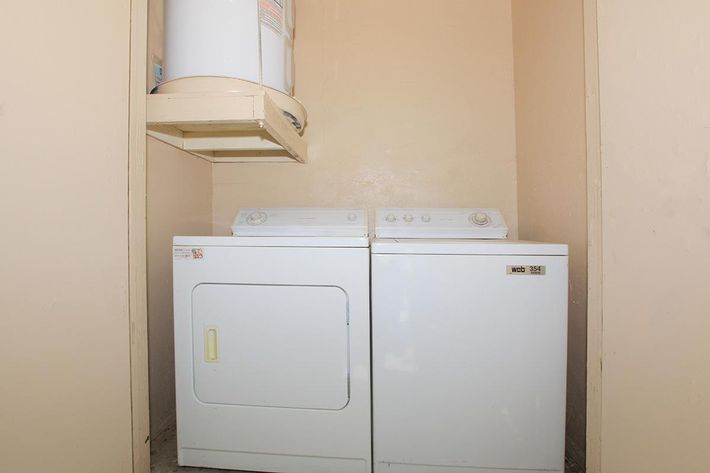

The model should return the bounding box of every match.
[260,0,283,33]
[174,247,204,261]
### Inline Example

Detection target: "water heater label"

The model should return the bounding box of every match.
[152,57,164,87]
[260,0,283,33]
[507,265,546,276]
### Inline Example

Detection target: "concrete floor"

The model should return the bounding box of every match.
[566,456,585,473]
[150,425,231,473]
[151,425,585,473]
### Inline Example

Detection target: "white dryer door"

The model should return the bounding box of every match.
[192,283,350,410]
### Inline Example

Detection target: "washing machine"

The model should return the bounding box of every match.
[173,208,371,473]
[371,208,568,473]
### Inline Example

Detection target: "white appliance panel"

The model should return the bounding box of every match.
[375,208,508,239]
[371,239,567,256]
[192,284,349,410]
[233,208,367,237]
[174,235,369,248]
[372,252,567,472]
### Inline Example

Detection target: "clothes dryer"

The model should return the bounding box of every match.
[173,208,371,473]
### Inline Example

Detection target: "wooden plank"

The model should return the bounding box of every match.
[260,94,308,163]
[146,125,184,150]
[584,1,603,472]
[183,131,283,152]
[211,149,298,163]
[170,122,264,133]
[145,88,307,163]
[129,0,151,471]
[146,92,262,125]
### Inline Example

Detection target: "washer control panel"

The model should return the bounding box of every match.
[233,208,368,237]
[375,208,508,239]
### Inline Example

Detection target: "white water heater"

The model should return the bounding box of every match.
[163,0,294,95]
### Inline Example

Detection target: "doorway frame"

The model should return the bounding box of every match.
[583,0,603,472]
[126,1,605,472]
[128,0,150,471]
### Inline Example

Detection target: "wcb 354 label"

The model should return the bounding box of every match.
[507,265,546,275]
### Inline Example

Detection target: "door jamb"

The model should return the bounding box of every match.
[126,2,605,472]
[583,0,603,471]
[128,0,150,471]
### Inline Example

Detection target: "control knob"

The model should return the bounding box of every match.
[246,211,268,225]
[469,212,490,226]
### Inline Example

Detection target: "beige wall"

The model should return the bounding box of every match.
[0,2,134,472]
[511,0,588,467]
[147,138,213,437]
[212,0,519,235]
[596,1,710,471]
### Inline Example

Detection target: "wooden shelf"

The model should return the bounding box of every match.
[146,90,307,163]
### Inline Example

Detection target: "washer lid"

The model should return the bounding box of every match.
[232,208,368,237]
[375,208,508,239]
[371,239,568,256]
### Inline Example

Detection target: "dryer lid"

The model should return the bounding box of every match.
[375,208,508,239]
[232,208,368,237]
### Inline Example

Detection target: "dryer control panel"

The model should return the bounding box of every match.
[233,208,368,237]
[375,208,508,239]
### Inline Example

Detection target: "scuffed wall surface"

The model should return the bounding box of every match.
[598,1,710,471]
[212,0,519,236]
[0,1,134,471]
